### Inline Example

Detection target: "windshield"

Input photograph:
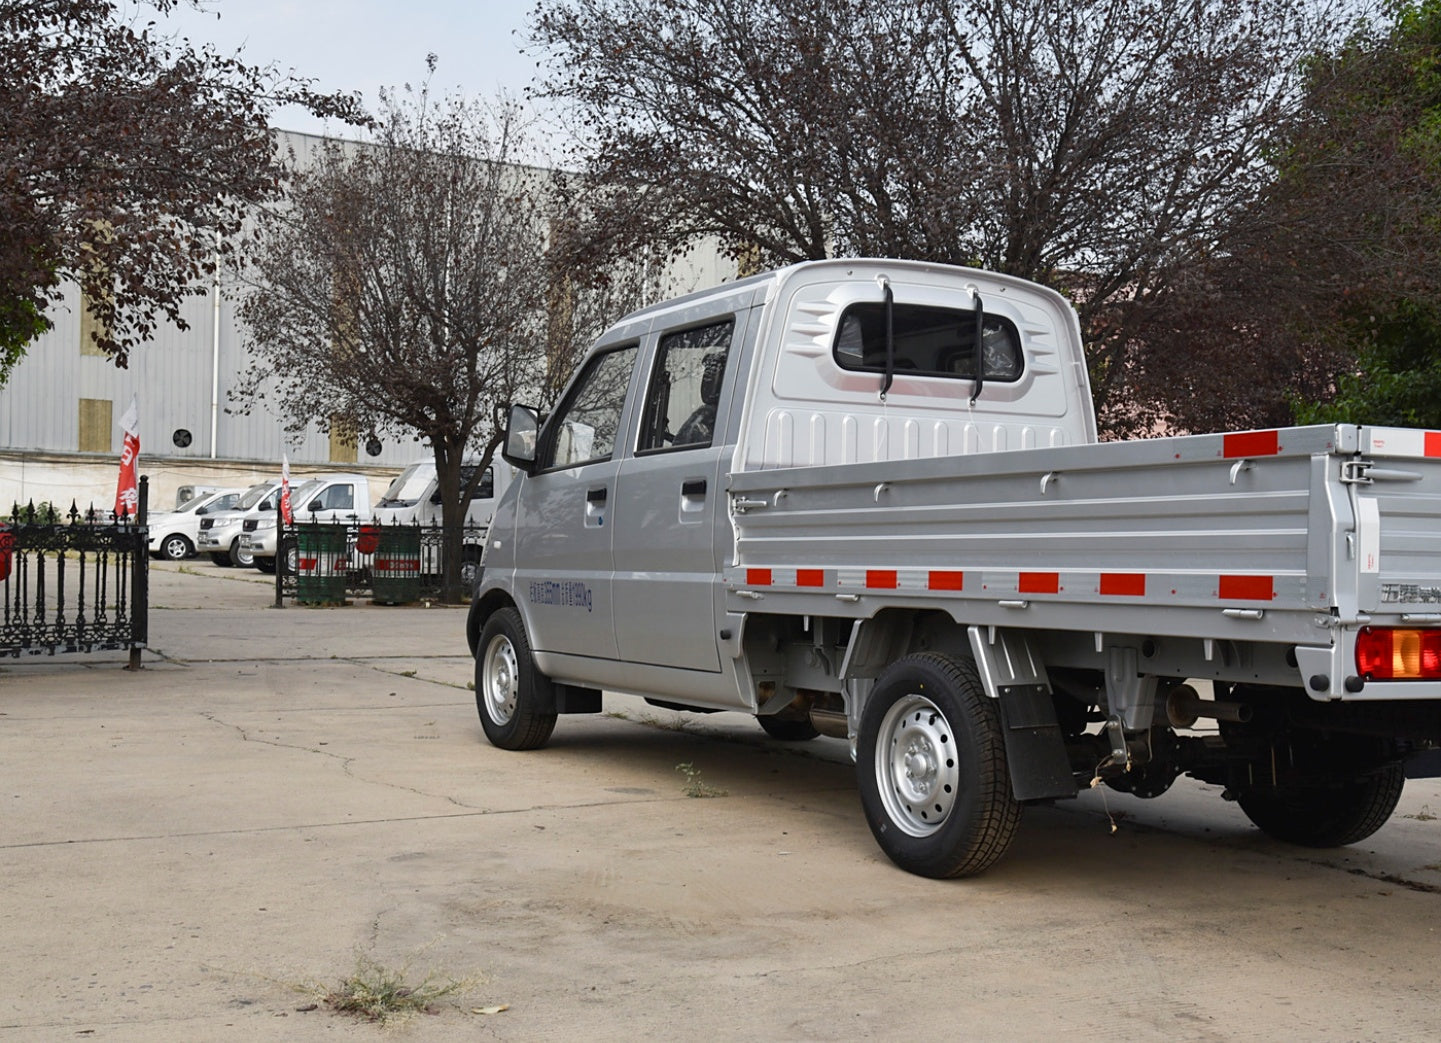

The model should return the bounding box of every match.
[237,482,276,510]
[174,494,207,514]
[380,464,432,506]
[288,479,323,509]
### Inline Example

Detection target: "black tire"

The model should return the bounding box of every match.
[281,538,298,576]
[856,653,1021,878]
[228,537,254,568]
[254,556,276,574]
[459,547,483,595]
[1236,763,1406,847]
[756,714,820,741]
[209,552,233,568]
[475,607,557,751]
[159,533,193,561]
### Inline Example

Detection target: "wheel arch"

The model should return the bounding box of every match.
[466,587,517,658]
[843,612,1075,802]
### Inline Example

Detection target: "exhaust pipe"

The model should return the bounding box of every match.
[1166,684,1252,729]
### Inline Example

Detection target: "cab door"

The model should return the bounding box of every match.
[611,315,745,672]
[510,343,640,662]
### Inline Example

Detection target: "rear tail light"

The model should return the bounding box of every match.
[1356,627,1441,680]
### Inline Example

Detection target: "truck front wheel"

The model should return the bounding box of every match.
[856,653,1021,878]
[1236,762,1405,848]
[475,607,557,750]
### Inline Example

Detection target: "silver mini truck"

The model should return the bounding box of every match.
[467,259,1441,878]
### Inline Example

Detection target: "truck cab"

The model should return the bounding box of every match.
[470,259,1092,693]
[242,473,372,573]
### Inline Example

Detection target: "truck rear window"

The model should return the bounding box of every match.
[833,302,1023,382]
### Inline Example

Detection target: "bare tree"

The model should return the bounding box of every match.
[0,0,366,385]
[529,0,1361,435]
[1127,0,1441,433]
[237,81,652,600]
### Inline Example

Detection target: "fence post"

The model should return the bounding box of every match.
[127,476,149,670]
[273,520,286,608]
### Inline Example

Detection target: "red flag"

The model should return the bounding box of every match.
[114,395,140,519]
[280,452,294,525]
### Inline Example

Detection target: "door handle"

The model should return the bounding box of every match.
[681,479,707,497]
[586,487,608,505]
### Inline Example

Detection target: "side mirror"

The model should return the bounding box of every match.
[501,403,540,472]
[308,500,322,513]
[195,506,209,515]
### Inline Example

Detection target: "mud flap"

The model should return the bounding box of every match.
[553,683,602,714]
[968,625,1077,801]
[997,687,1077,801]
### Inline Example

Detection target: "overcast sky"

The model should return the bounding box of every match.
[147,0,546,137]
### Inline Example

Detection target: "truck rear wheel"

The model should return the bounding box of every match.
[1236,763,1405,848]
[475,607,557,750]
[856,653,1020,878]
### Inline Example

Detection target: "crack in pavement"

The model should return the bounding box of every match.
[197,710,485,813]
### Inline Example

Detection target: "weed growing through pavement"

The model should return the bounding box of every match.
[676,761,727,798]
[319,954,471,1023]
[1406,804,1437,822]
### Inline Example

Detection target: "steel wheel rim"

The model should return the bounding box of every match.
[163,536,187,559]
[482,633,520,725]
[875,693,960,837]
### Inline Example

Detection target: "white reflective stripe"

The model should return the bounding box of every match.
[1357,496,1381,574]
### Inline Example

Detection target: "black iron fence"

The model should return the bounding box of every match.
[273,519,485,606]
[2,477,149,666]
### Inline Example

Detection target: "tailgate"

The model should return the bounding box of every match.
[1355,427,1441,616]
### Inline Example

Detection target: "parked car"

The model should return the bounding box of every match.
[373,459,511,589]
[147,487,245,560]
[196,479,285,567]
[242,473,372,573]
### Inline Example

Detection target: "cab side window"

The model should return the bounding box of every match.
[638,320,734,453]
[319,484,354,511]
[460,466,494,500]
[539,345,638,470]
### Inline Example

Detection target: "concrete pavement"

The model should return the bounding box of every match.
[2,561,1440,1040]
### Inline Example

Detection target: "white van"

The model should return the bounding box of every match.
[372,459,508,529]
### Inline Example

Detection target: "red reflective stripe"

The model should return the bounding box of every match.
[1219,575,1274,601]
[928,570,964,591]
[1099,573,1146,596]
[1223,430,1279,458]
[1426,431,1441,458]
[797,569,825,587]
[746,568,773,586]
[1018,572,1060,594]
[866,570,898,589]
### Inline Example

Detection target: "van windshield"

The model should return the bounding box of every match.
[381,464,432,506]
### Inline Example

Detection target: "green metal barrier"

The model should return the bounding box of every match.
[296,524,347,603]
[371,526,422,604]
